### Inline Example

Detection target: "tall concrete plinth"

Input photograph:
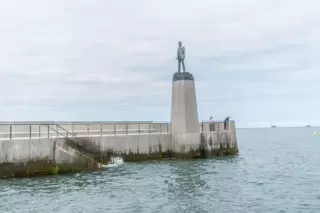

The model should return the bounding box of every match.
[170,72,200,154]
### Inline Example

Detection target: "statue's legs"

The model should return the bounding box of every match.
[178,60,185,73]
[181,59,185,72]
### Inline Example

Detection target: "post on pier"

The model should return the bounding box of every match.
[29,125,32,139]
[9,125,12,140]
[126,124,128,135]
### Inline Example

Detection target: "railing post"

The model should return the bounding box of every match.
[167,123,169,134]
[9,125,12,140]
[29,125,32,139]
[149,123,151,134]
[39,125,41,138]
[87,124,89,137]
[48,125,50,138]
[201,121,204,133]
[126,124,128,135]
[114,124,116,135]
[138,123,140,135]
[73,125,78,137]
[160,123,162,134]
[101,124,102,136]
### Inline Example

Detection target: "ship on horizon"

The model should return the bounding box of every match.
[271,125,276,128]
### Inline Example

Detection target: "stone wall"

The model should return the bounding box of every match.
[77,133,173,161]
[0,138,98,178]
[0,121,238,178]
[200,121,239,156]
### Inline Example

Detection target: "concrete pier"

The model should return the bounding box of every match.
[0,136,100,178]
[0,68,238,178]
[200,121,239,156]
[0,120,238,177]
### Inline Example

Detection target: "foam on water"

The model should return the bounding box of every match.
[102,156,124,168]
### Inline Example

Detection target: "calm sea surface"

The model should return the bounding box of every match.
[1,127,320,213]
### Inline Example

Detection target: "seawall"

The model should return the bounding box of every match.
[200,121,239,156]
[0,137,99,178]
[0,121,238,177]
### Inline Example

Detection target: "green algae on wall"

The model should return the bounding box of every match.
[0,159,101,179]
[120,146,238,162]
[53,165,60,174]
[0,162,57,178]
[210,147,239,156]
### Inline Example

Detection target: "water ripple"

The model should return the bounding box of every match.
[2,128,320,212]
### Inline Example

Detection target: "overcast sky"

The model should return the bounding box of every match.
[0,0,319,127]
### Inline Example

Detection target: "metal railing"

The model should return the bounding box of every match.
[0,122,170,140]
[43,124,99,163]
[0,121,231,140]
[199,121,233,132]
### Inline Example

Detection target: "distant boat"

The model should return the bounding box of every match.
[306,124,311,127]
[271,125,276,128]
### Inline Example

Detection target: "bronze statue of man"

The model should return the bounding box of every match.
[176,41,186,73]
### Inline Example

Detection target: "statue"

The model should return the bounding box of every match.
[172,41,193,81]
[176,41,186,73]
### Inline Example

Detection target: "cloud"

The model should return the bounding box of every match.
[0,0,319,126]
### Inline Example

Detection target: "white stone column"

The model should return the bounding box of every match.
[170,72,200,153]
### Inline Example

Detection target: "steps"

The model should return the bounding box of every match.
[42,124,101,167]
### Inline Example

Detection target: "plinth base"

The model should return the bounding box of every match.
[171,71,199,153]
[173,72,194,81]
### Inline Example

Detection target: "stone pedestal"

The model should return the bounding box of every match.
[170,72,200,154]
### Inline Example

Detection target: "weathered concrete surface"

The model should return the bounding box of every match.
[73,122,238,161]
[200,121,239,156]
[0,138,99,178]
[0,120,238,178]
[77,134,173,162]
[171,72,200,154]
[0,133,172,177]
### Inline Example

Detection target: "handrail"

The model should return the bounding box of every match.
[52,124,80,141]
[0,123,171,139]
[41,124,98,163]
[200,120,234,123]
[43,124,83,144]
[0,121,155,125]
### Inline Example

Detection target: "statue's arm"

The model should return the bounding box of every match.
[182,47,186,59]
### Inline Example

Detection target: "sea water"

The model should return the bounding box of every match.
[1,127,320,213]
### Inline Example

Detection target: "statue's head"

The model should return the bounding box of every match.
[178,41,182,46]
